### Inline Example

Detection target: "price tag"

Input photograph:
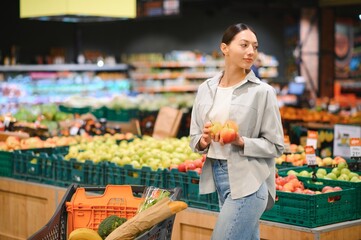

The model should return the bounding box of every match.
[305,145,317,166]
[284,135,291,153]
[306,130,318,150]
[70,127,79,136]
[350,138,361,158]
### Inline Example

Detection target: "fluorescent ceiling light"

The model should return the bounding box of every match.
[20,0,136,22]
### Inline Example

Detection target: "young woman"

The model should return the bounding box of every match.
[189,23,284,240]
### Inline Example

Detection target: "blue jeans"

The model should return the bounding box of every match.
[211,159,268,240]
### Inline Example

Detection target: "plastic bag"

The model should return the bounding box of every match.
[137,186,174,213]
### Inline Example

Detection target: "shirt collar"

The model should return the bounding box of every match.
[207,70,262,88]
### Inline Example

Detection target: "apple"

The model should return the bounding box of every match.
[177,163,186,172]
[186,162,197,171]
[340,168,351,176]
[287,170,298,176]
[350,176,361,182]
[322,157,333,166]
[210,121,222,138]
[194,167,202,175]
[220,125,237,144]
[326,172,337,180]
[337,161,348,170]
[224,120,239,132]
[322,186,334,193]
[201,154,206,162]
[193,158,203,168]
[169,163,178,170]
[333,186,342,191]
[316,168,327,176]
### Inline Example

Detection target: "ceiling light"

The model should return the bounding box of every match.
[20,0,136,22]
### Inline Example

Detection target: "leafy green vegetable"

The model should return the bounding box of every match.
[137,188,171,213]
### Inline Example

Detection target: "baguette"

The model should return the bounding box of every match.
[105,197,187,240]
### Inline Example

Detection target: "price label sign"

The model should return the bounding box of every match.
[306,130,318,150]
[350,138,361,158]
[305,145,317,166]
[69,127,79,136]
[284,135,291,153]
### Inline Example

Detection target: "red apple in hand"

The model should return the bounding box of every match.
[220,124,237,144]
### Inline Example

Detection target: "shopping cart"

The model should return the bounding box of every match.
[28,184,181,240]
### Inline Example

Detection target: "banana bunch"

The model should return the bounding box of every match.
[69,228,102,240]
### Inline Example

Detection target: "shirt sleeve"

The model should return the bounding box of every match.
[189,87,209,154]
[242,88,284,158]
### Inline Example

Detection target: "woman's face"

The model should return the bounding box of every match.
[221,29,258,70]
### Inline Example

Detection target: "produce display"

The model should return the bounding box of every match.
[64,135,202,170]
[275,174,343,194]
[280,106,361,124]
[274,144,349,168]
[286,163,361,182]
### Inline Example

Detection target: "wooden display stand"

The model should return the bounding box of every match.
[0,177,360,240]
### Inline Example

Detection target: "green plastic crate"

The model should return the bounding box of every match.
[0,147,67,178]
[91,106,107,119]
[278,166,361,219]
[13,151,57,185]
[106,108,138,122]
[59,105,91,115]
[54,155,106,187]
[276,162,305,171]
[165,169,219,212]
[261,178,358,227]
[105,163,166,188]
[0,151,13,177]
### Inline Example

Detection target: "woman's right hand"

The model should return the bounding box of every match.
[198,121,213,150]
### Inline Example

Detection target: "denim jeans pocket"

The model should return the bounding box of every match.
[216,160,228,173]
[255,183,268,200]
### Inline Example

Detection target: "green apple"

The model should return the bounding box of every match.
[210,121,222,138]
[298,170,310,177]
[331,168,340,177]
[287,170,298,176]
[338,174,349,181]
[326,172,337,180]
[340,168,351,176]
[350,176,361,182]
[337,161,348,170]
[316,173,325,179]
[316,168,327,176]
[348,172,359,179]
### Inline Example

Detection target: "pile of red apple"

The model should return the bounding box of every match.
[276,174,342,194]
[210,120,238,143]
[170,154,206,174]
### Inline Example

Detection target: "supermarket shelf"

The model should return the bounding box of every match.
[131,60,224,68]
[135,85,198,93]
[131,71,218,80]
[0,64,129,72]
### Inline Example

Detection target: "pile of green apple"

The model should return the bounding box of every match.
[64,135,203,171]
[287,162,361,182]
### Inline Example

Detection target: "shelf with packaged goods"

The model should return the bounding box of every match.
[0,64,132,114]
[130,60,223,93]
[134,85,199,93]
[0,63,129,72]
